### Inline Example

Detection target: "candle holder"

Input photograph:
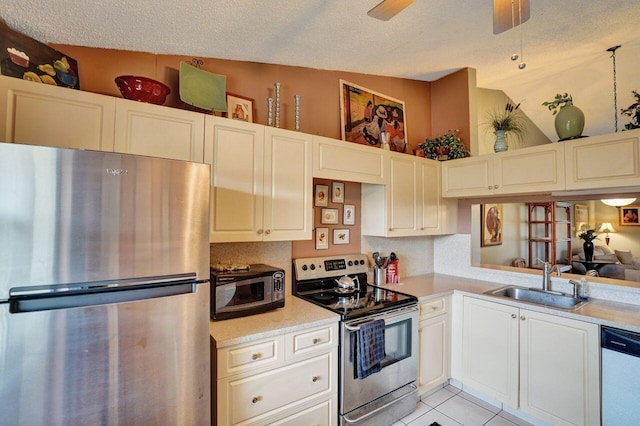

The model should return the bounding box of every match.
[274,82,281,128]
[267,98,274,127]
[294,94,301,131]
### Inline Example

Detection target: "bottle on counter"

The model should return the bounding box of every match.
[578,277,589,301]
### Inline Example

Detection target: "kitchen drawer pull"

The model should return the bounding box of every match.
[257,229,263,235]
[511,313,517,318]
[313,338,320,344]
[312,376,320,382]
[520,315,526,320]
[252,396,261,404]
[431,306,438,310]
[252,353,261,360]
[265,229,271,235]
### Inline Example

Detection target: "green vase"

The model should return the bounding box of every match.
[555,103,585,141]
[493,130,508,152]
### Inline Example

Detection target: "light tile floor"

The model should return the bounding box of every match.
[394,385,534,426]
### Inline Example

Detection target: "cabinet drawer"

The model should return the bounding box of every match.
[420,296,448,319]
[224,352,333,424]
[217,336,284,378]
[268,399,333,426]
[286,323,338,359]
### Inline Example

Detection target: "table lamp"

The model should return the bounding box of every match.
[598,222,615,245]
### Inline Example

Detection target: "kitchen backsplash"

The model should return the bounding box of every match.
[362,236,435,281]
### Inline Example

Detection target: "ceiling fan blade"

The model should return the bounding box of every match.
[493,0,530,34]
[367,0,416,21]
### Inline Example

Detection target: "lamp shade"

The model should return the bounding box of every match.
[601,198,636,207]
[598,222,615,233]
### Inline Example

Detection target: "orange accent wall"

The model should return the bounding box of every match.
[430,68,472,151]
[52,44,436,153]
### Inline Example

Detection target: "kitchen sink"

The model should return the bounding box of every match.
[485,286,589,310]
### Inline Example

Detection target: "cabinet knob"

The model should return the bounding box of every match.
[265,229,271,235]
[494,185,499,189]
[252,353,261,360]
[520,315,526,321]
[431,306,438,310]
[487,186,492,190]
[511,313,517,318]
[252,396,261,404]
[312,376,320,382]
[313,338,320,344]
[257,229,263,235]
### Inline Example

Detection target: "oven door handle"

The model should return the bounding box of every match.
[343,383,417,423]
[343,306,418,331]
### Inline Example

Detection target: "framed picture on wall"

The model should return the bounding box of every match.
[315,227,329,250]
[481,203,503,247]
[333,229,350,245]
[574,204,589,233]
[315,184,329,207]
[332,182,345,203]
[321,208,339,224]
[343,204,355,225]
[620,205,640,226]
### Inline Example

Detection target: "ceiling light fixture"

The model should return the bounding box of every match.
[601,198,636,207]
[607,45,622,132]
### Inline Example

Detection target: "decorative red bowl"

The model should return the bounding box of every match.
[115,75,171,105]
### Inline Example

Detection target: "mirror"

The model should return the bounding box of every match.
[472,198,640,285]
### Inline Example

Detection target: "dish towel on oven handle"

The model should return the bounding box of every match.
[352,318,386,379]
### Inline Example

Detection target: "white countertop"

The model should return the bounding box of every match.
[211,273,640,348]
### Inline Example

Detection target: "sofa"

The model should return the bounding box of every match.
[572,245,640,280]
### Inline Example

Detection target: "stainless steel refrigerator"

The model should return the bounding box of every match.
[0,142,211,425]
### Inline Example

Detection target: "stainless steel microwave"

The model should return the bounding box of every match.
[211,264,285,320]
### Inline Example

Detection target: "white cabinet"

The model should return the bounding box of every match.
[362,151,457,236]
[564,128,640,190]
[462,297,600,426]
[205,116,312,243]
[0,75,115,151]
[442,143,565,198]
[114,98,204,161]
[418,296,450,395]
[312,135,385,184]
[215,323,339,426]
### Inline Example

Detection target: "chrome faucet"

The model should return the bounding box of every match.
[541,261,561,292]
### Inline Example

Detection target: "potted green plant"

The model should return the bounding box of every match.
[418,129,469,161]
[621,90,640,130]
[578,229,599,262]
[486,102,526,152]
[542,93,585,141]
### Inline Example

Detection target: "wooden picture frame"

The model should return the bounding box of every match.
[620,205,640,226]
[574,204,590,233]
[333,229,350,245]
[315,227,329,250]
[321,208,339,225]
[332,182,345,203]
[481,203,503,247]
[343,204,355,225]
[226,93,254,123]
[339,79,406,151]
[315,184,329,207]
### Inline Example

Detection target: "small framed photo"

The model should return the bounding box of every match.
[620,205,640,226]
[332,182,345,203]
[226,93,254,123]
[333,229,350,245]
[321,208,339,224]
[343,204,355,225]
[315,184,329,207]
[315,227,329,250]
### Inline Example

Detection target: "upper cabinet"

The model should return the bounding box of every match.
[312,135,385,184]
[114,98,204,162]
[205,116,312,243]
[564,128,640,190]
[0,75,115,151]
[442,143,565,198]
[362,151,457,236]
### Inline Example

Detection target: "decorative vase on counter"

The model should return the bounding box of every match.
[555,102,585,141]
[493,130,508,152]
[583,240,594,262]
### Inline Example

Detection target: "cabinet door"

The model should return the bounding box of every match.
[441,156,493,198]
[312,135,385,184]
[494,143,565,194]
[205,116,264,242]
[565,129,640,190]
[462,297,518,407]
[114,99,204,161]
[418,314,449,394]
[387,154,418,235]
[418,159,445,234]
[519,309,600,426]
[0,75,115,151]
[263,127,312,241]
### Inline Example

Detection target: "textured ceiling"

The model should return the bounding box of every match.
[2,0,640,141]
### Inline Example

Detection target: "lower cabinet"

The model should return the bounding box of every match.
[461,297,600,426]
[215,323,339,425]
[418,296,450,395]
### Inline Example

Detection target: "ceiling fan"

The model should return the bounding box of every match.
[367,0,530,34]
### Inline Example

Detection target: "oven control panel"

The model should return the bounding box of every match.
[293,254,369,280]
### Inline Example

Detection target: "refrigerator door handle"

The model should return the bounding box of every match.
[9,282,198,313]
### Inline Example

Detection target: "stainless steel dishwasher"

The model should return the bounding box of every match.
[601,326,640,424]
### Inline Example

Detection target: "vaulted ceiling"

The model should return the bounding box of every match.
[2,0,639,141]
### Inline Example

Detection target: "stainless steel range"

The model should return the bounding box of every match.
[293,254,419,425]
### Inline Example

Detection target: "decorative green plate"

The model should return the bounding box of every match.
[179,61,227,112]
